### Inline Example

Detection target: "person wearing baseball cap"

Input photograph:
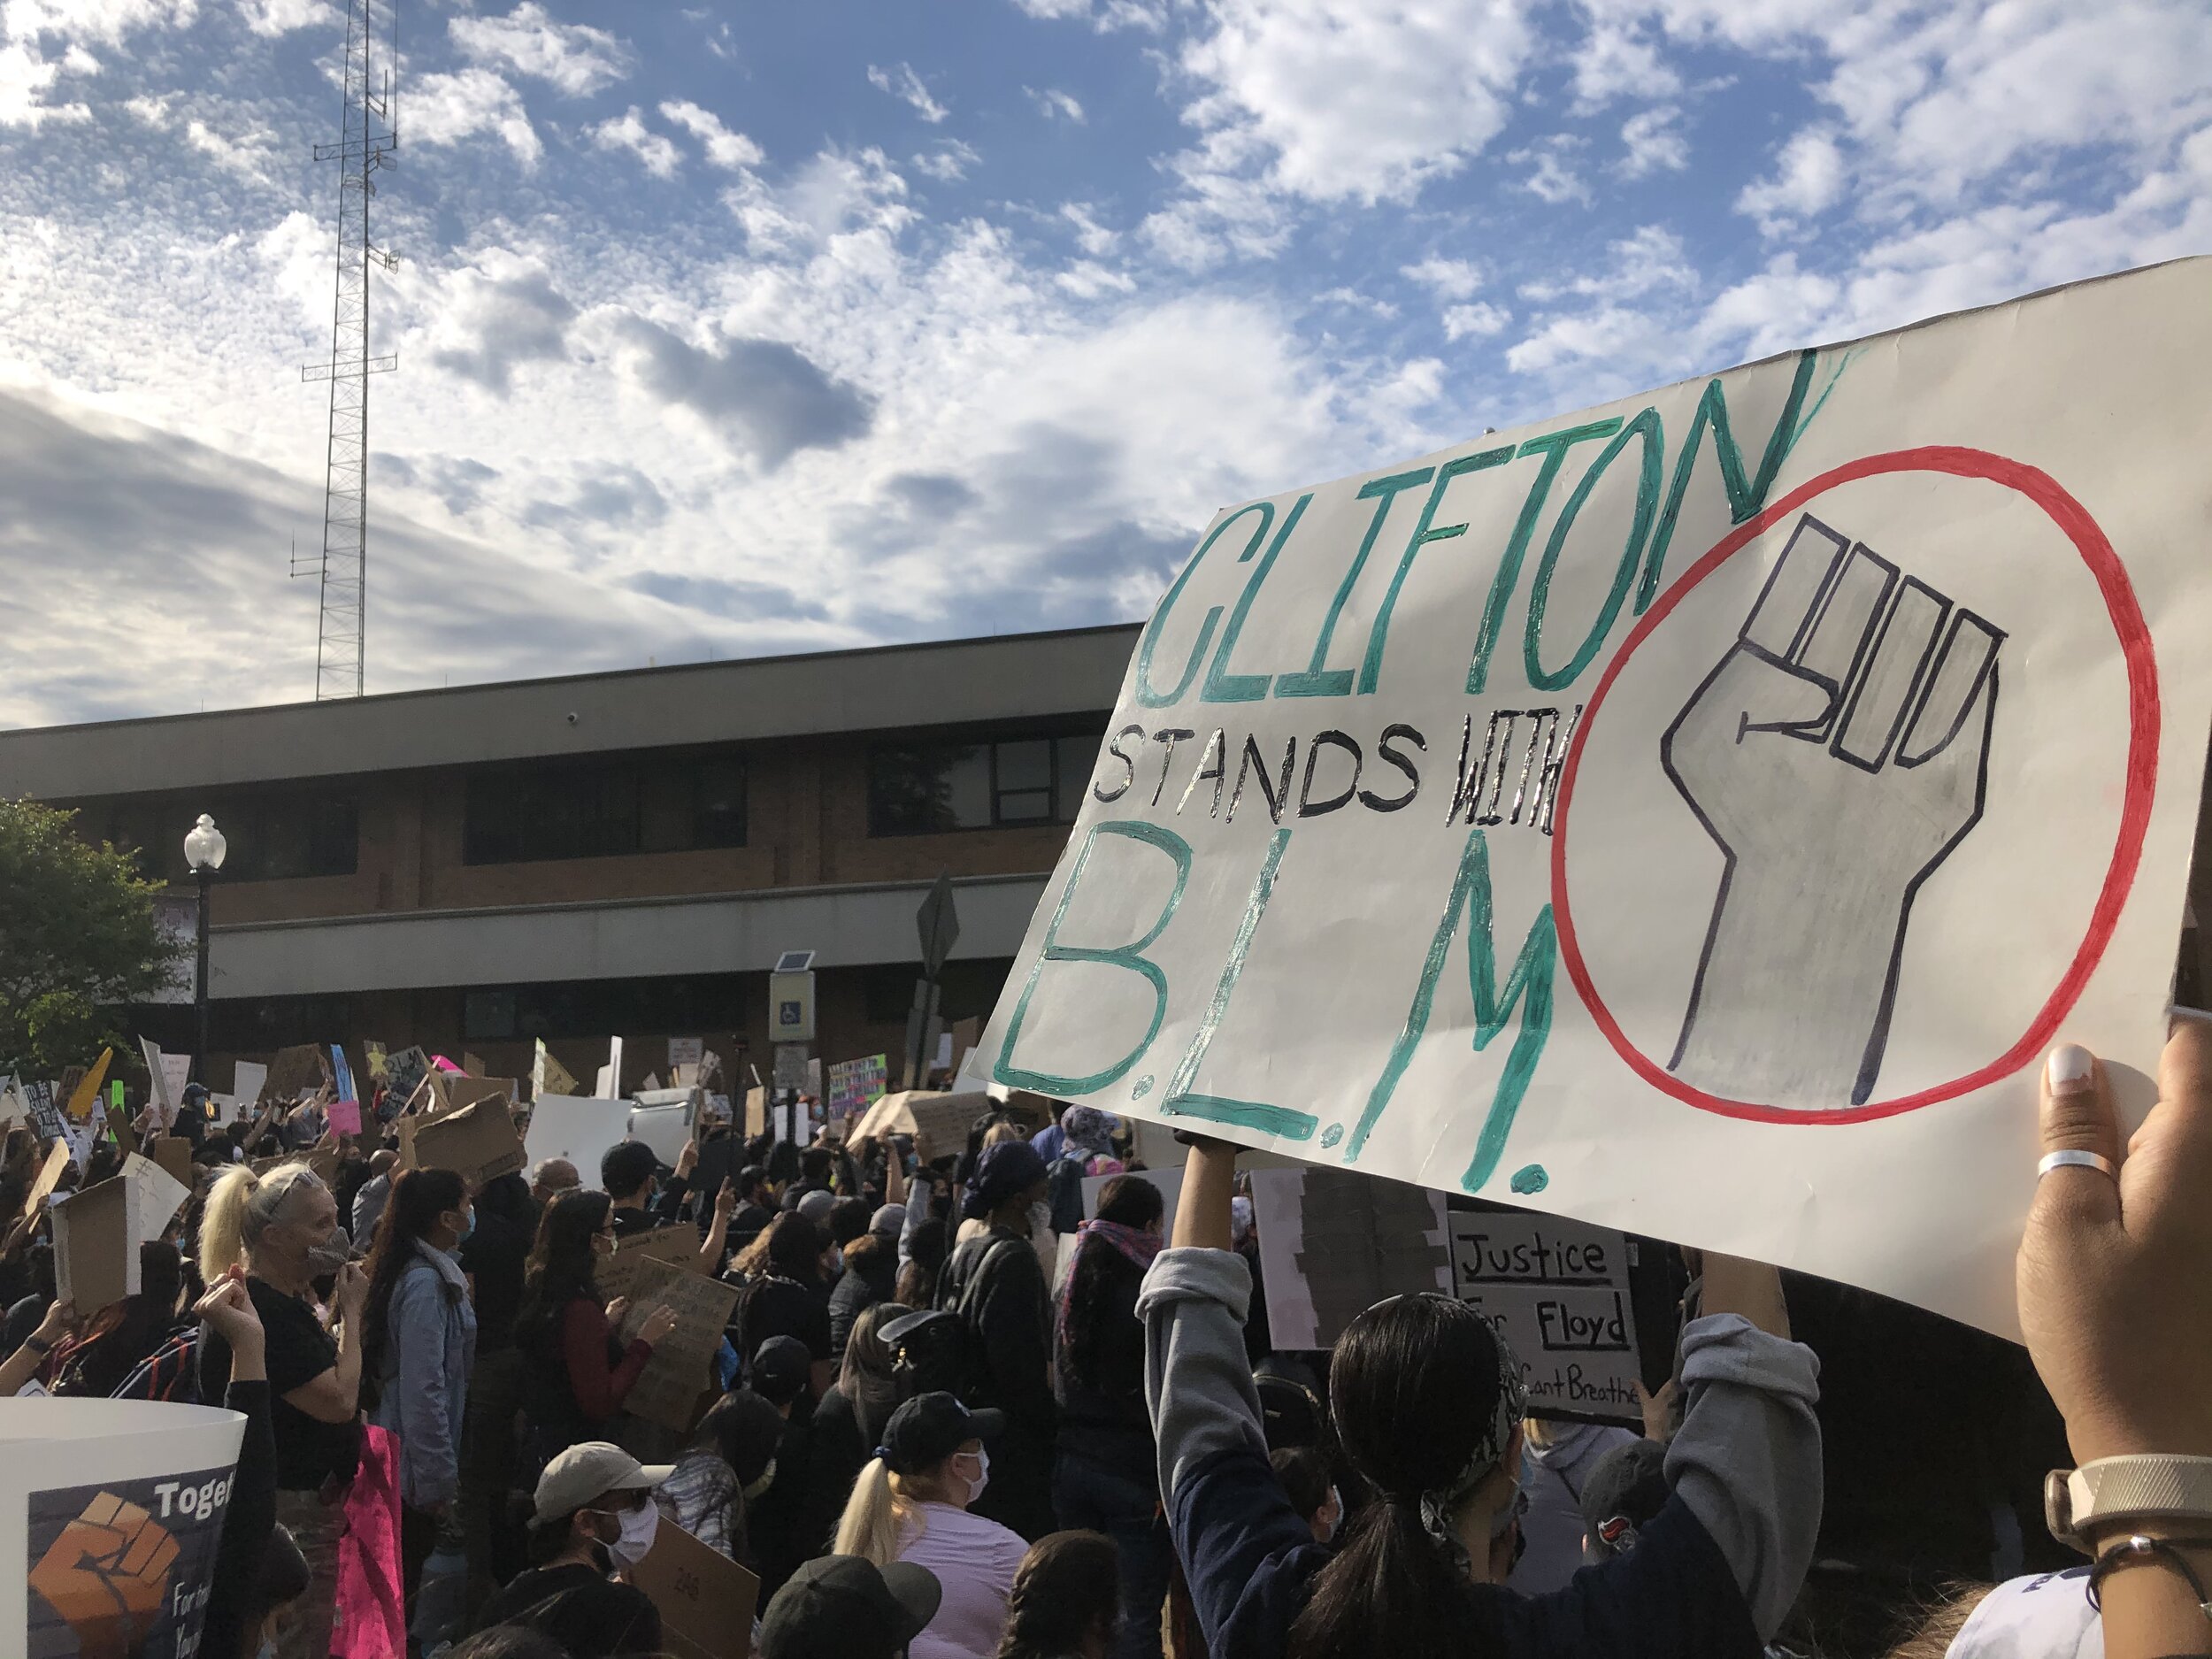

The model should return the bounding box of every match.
[831,1392,1027,1659]
[758,1555,943,1659]
[468,1442,671,1640]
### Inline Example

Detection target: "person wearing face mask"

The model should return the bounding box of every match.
[196,1162,370,1659]
[469,1443,670,1642]
[360,1167,480,1626]
[833,1391,1028,1659]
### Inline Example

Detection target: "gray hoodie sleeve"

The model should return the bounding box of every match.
[1136,1246,1263,1501]
[1663,1311,1823,1640]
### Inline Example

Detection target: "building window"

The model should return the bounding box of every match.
[464,754,747,864]
[868,731,1101,836]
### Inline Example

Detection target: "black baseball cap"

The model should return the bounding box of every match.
[758,1555,941,1659]
[750,1335,812,1406]
[1578,1437,1670,1559]
[877,1391,1003,1475]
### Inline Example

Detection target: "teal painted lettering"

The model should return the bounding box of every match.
[1636,348,1816,611]
[1134,503,1273,709]
[995,821,1192,1095]
[1524,408,1663,691]
[1202,493,1312,703]
[1359,446,1513,695]
[1274,469,1433,700]
[1347,828,1555,1194]
[1161,828,1316,1139]
[1466,419,1621,695]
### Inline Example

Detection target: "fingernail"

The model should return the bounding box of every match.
[2047,1044,2096,1095]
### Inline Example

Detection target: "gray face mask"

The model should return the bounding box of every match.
[303,1225,353,1274]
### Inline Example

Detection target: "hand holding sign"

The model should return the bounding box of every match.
[1662,513,2004,1107]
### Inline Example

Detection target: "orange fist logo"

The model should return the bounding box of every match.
[29,1491,179,1659]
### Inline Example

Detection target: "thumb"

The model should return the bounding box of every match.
[2033,1043,2124,1229]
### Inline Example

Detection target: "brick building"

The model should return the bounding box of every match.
[0,624,1141,1094]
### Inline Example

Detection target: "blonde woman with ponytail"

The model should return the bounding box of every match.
[833,1391,1027,1659]
[196,1160,370,1659]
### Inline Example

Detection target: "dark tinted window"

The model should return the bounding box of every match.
[867,732,1101,836]
[464,754,747,864]
[98,792,357,883]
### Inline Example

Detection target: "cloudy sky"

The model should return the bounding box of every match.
[0,0,2205,726]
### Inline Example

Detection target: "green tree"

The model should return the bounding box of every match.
[0,798,185,1074]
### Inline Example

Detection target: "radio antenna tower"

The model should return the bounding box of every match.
[293,0,398,699]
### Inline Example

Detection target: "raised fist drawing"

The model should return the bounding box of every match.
[29,1490,180,1659]
[1661,513,2003,1107]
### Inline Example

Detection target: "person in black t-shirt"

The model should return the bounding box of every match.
[196,1161,367,1659]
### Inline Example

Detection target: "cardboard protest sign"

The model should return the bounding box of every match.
[631,1519,758,1659]
[443,1075,518,1113]
[618,1255,741,1432]
[257,1045,326,1107]
[148,1137,194,1189]
[64,1051,112,1123]
[826,1056,889,1119]
[1448,1209,1640,1423]
[20,1080,63,1144]
[849,1089,994,1160]
[51,1178,137,1310]
[976,258,2212,1336]
[1248,1167,1450,1351]
[103,1098,136,1158]
[532,1040,580,1100]
[23,1141,71,1222]
[463,1052,488,1079]
[379,1048,432,1124]
[742,1087,766,1139]
[595,1225,703,1305]
[667,1037,703,1076]
[409,1098,527,1187]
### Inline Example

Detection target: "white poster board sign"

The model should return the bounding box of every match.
[522,1097,634,1188]
[1448,1210,1639,1421]
[973,259,2212,1336]
[1248,1165,1449,1351]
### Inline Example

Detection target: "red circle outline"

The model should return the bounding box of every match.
[1549,447,2161,1124]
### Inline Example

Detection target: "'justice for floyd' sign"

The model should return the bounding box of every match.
[975,258,2212,1336]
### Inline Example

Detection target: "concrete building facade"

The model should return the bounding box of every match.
[0,625,1141,1094]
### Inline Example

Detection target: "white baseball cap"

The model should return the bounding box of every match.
[530,1441,673,1527]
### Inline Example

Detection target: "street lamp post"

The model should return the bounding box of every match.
[182,814,227,1086]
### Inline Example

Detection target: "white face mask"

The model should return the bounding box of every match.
[601,1500,661,1569]
[956,1447,990,1504]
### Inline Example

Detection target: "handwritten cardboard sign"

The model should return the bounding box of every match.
[618,1254,740,1433]
[1448,1210,1640,1424]
[849,1089,995,1161]
[631,1518,758,1659]
[595,1225,703,1306]
[409,1098,527,1187]
[975,258,2212,1336]
[19,1080,62,1144]
[258,1045,327,1107]
[533,1040,580,1100]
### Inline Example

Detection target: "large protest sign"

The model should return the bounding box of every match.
[409,1099,527,1187]
[975,260,2212,1336]
[618,1256,741,1432]
[1248,1166,1450,1350]
[596,1226,703,1305]
[521,1097,635,1188]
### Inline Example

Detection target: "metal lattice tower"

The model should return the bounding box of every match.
[294,0,398,700]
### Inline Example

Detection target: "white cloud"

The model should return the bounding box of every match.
[450,2,632,96]
[407,67,541,167]
[1618,105,1689,177]
[1056,259,1136,297]
[1509,136,1594,205]
[1314,286,1397,319]
[1444,301,1510,340]
[1522,225,1693,302]
[1170,0,1533,206]
[1736,127,1845,234]
[235,0,320,35]
[593,106,681,179]
[1401,256,1484,301]
[1506,303,1668,374]
[911,139,980,182]
[1571,18,1680,111]
[0,42,87,127]
[183,113,281,182]
[1061,202,1117,255]
[659,100,764,171]
[1026,85,1085,122]
[4,0,186,47]
[867,61,949,124]
[1008,0,1167,27]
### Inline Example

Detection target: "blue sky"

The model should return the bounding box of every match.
[0,0,2205,724]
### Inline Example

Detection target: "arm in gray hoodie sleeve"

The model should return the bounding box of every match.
[1663,1311,1823,1639]
[1137,1245,1265,1501]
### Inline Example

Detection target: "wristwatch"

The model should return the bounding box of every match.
[2048,1456,2212,1553]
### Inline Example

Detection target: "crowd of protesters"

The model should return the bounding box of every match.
[4,1024,2211,1659]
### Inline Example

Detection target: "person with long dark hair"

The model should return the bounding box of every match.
[733,1210,835,1397]
[656,1388,787,1564]
[362,1166,479,1614]
[1052,1175,1167,1659]
[1144,1137,1822,1659]
[996,1530,1122,1659]
[514,1190,678,1463]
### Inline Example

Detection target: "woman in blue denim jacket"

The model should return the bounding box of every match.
[361,1166,480,1619]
